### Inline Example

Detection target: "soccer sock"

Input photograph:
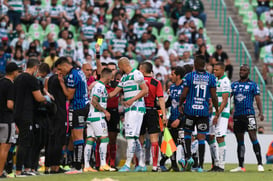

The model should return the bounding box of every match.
[106,144,110,165]
[237,141,245,168]
[252,140,262,165]
[84,140,94,168]
[218,142,226,169]
[171,151,177,167]
[198,140,205,168]
[135,138,145,167]
[151,142,159,167]
[208,138,219,167]
[125,138,135,168]
[192,153,198,168]
[99,138,109,166]
[95,141,100,168]
[73,140,84,170]
[184,134,192,159]
[109,143,117,167]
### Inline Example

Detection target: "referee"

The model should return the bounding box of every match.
[0,63,19,178]
[230,64,264,172]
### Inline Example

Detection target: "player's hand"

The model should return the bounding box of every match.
[58,73,64,84]
[179,105,184,114]
[171,119,180,128]
[104,111,111,121]
[95,43,100,52]
[259,113,264,121]
[212,115,218,125]
[162,115,168,126]
[124,99,134,107]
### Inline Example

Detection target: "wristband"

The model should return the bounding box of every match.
[96,52,100,59]
[44,95,51,103]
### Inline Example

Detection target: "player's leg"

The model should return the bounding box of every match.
[169,127,179,172]
[247,115,263,171]
[84,123,96,172]
[207,117,219,170]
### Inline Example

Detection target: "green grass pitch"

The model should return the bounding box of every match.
[14,164,273,181]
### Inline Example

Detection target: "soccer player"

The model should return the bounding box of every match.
[180,55,219,172]
[84,68,114,172]
[139,62,167,172]
[14,59,53,177]
[108,57,148,172]
[230,64,264,172]
[55,57,89,174]
[160,66,186,172]
[0,63,19,178]
[208,62,231,172]
[105,62,120,171]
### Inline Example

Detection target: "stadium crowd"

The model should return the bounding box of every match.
[0,0,270,179]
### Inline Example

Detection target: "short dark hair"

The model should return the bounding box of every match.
[184,64,193,74]
[215,62,225,70]
[194,55,206,69]
[54,57,70,67]
[174,66,186,79]
[141,62,153,74]
[108,62,117,67]
[27,58,40,69]
[101,62,108,66]
[5,62,19,75]
[39,62,50,74]
[101,67,112,78]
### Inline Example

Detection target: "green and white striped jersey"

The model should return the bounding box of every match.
[135,41,156,57]
[64,5,78,20]
[118,69,146,113]
[133,22,148,39]
[8,0,23,12]
[173,42,192,57]
[46,5,63,17]
[88,81,108,122]
[81,25,97,40]
[141,8,158,22]
[110,38,128,55]
[213,75,231,119]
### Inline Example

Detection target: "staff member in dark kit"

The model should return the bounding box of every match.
[139,61,167,172]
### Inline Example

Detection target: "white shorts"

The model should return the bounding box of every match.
[86,119,108,138]
[124,111,144,138]
[209,116,228,137]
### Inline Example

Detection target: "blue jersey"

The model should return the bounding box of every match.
[183,71,216,117]
[65,68,89,110]
[231,80,260,116]
[169,83,183,122]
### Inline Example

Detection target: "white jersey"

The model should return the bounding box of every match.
[88,81,108,122]
[118,69,146,113]
[213,75,231,119]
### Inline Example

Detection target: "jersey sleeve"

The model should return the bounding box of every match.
[221,79,231,94]
[30,76,40,92]
[92,84,102,98]
[252,82,260,96]
[117,75,125,88]
[66,73,77,88]
[7,81,14,101]
[134,70,145,85]
[182,73,190,87]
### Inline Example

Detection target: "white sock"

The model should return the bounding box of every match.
[135,139,145,167]
[209,139,219,167]
[84,140,93,168]
[99,142,108,166]
[125,139,135,167]
[218,143,226,169]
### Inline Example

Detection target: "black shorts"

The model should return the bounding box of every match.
[233,115,257,133]
[69,104,89,129]
[17,121,34,147]
[107,108,120,133]
[183,114,209,134]
[140,109,161,135]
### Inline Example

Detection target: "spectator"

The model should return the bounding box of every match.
[0,1,8,19]
[195,43,210,64]
[10,31,29,53]
[257,126,265,134]
[170,0,185,35]
[184,0,206,26]
[0,46,11,76]
[11,48,26,71]
[4,0,24,30]
[256,0,270,18]
[173,33,192,60]
[254,20,269,60]
[80,17,97,42]
[107,0,125,17]
[130,9,142,25]
[29,0,44,22]
[109,29,131,58]
[63,0,79,26]
[42,33,59,57]
[157,40,177,68]
[20,2,32,27]
[45,0,63,25]
[178,10,198,30]
[101,49,115,64]
[76,0,88,25]
[57,30,69,50]
[125,23,138,51]
[0,17,8,44]
[153,57,168,87]
[1,37,12,54]
[262,45,273,83]
[176,51,194,67]
[135,32,156,62]
[212,44,233,80]
[44,49,59,69]
[26,42,41,61]
[141,1,163,32]
[266,8,273,27]
[110,15,125,32]
[134,15,149,40]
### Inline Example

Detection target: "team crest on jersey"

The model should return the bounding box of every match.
[245,85,249,90]
[235,94,246,102]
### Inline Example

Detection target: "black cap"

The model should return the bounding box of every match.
[5,62,19,74]
[216,44,222,50]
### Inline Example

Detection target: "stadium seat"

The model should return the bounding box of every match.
[159,17,171,26]
[29,23,43,33]
[152,27,159,37]
[41,0,50,8]
[260,47,266,60]
[29,31,45,42]
[260,11,270,24]
[129,59,139,69]
[160,26,174,36]
[197,19,204,29]
[206,44,215,56]
[76,41,83,49]
[247,19,257,34]
[28,23,45,42]
[21,24,27,33]
[242,11,257,26]
[45,24,60,40]
[251,0,258,7]
[234,0,249,8]
[238,3,253,17]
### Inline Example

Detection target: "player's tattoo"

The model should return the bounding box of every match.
[92,96,105,113]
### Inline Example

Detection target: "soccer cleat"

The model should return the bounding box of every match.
[185,158,194,171]
[65,168,83,174]
[134,166,143,172]
[118,165,131,172]
[230,167,246,172]
[208,166,220,172]
[7,172,15,178]
[84,167,98,172]
[110,166,118,172]
[158,166,169,172]
[258,165,264,172]
[216,167,224,172]
[99,164,116,172]
[15,171,34,177]
[197,167,203,173]
[171,166,180,172]
[152,167,158,172]
[62,165,71,171]
[0,173,7,178]
[191,167,199,172]
[178,159,187,170]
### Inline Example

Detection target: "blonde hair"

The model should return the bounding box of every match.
[118,57,130,66]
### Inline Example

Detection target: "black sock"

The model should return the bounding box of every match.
[184,135,192,159]
[198,140,205,168]
[192,153,198,168]
[160,154,168,166]
[73,140,84,170]
[171,151,177,167]
[253,142,262,165]
[237,142,245,168]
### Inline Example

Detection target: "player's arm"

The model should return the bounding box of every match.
[158,97,167,124]
[95,43,102,75]
[255,95,264,121]
[124,82,148,107]
[210,87,219,114]
[218,93,229,114]
[92,96,110,121]
[108,86,122,98]
[179,86,189,107]
[58,74,75,100]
